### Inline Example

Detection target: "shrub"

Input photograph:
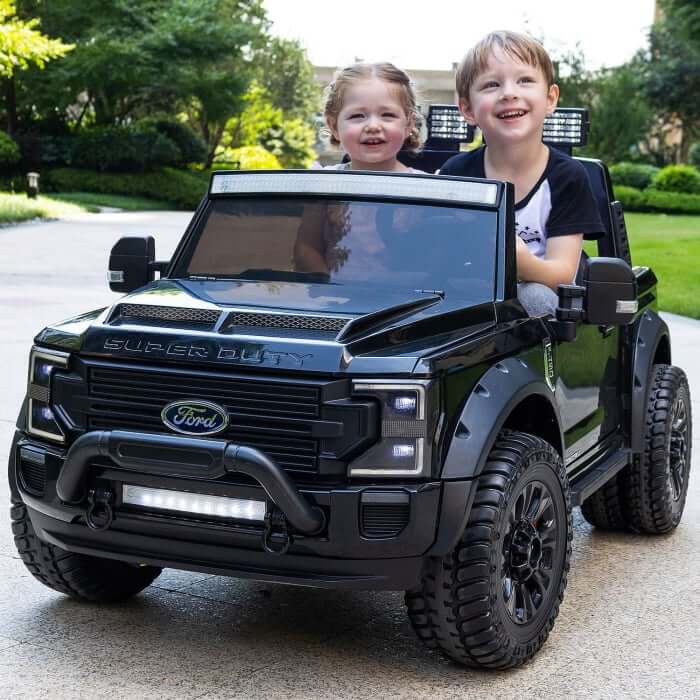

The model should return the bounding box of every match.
[651,164,700,194]
[613,185,646,210]
[608,162,660,190]
[142,120,207,166]
[71,127,181,172]
[643,189,700,215]
[42,167,206,209]
[219,146,281,170]
[614,184,700,215]
[0,131,20,166]
[689,143,700,169]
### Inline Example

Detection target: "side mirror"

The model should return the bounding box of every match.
[584,257,638,325]
[108,236,156,293]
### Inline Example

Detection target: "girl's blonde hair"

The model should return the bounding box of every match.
[456,31,556,101]
[323,62,424,152]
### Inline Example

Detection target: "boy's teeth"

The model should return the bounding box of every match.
[499,110,525,119]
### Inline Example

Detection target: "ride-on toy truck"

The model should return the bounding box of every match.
[9,107,692,668]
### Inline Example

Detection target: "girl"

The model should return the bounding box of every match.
[321,62,424,172]
[295,63,425,276]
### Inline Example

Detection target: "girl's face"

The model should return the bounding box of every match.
[331,78,412,171]
[460,47,559,148]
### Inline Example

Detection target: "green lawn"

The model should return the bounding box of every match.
[47,192,172,211]
[625,213,700,319]
[0,193,87,223]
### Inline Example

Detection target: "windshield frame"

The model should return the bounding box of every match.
[168,170,515,304]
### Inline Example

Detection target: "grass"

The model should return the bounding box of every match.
[0,192,87,224]
[625,213,700,320]
[47,192,173,211]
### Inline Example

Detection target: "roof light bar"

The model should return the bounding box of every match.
[426,104,474,144]
[543,108,589,147]
[210,171,499,206]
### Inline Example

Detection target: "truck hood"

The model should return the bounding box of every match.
[35,278,500,375]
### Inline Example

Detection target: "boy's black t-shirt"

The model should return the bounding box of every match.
[440,146,605,258]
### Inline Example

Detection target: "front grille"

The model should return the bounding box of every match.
[86,364,321,473]
[118,304,221,325]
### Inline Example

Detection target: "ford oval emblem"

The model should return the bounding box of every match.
[161,400,229,436]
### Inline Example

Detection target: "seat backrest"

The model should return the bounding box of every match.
[577,158,632,264]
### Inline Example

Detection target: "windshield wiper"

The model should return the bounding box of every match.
[414,288,445,299]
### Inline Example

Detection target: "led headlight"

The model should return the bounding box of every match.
[27,347,69,443]
[349,381,433,478]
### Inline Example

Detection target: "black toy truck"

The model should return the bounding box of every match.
[9,107,692,669]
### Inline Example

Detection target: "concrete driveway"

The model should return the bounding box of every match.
[0,212,698,699]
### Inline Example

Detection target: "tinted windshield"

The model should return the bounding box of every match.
[178,198,497,300]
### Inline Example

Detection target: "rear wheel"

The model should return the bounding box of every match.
[621,365,692,533]
[580,474,628,531]
[11,501,161,602]
[406,431,572,669]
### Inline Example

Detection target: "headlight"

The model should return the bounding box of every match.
[27,346,70,443]
[348,381,434,478]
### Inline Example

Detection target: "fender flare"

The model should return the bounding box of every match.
[630,310,671,453]
[441,357,563,480]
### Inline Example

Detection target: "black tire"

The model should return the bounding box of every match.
[620,364,692,534]
[580,474,628,531]
[406,431,572,669]
[11,501,161,601]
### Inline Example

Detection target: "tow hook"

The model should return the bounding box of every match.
[262,506,292,555]
[86,487,114,531]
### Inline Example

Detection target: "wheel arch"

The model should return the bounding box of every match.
[441,357,563,480]
[631,310,671,452]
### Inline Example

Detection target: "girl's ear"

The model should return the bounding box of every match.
[546,83,560,115]
[458,98,476,126]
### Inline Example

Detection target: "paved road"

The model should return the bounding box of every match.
[0,213,698,699]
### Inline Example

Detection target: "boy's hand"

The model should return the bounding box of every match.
[515,234,583,291]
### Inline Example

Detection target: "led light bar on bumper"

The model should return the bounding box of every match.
[122,485,266,521]
[27,347,69,443]
[348,381,436,478]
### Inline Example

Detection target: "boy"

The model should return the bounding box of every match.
[440,30,605,316]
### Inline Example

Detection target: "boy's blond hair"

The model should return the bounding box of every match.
[323,62,424,152]
[456,31,556,101]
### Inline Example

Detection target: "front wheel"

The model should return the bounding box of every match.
[11,501,161,602]
[406,431,572,669]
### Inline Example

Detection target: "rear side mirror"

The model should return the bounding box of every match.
[584,257,638,325]
[108,236,156,293]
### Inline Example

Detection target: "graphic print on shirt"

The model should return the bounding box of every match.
[515,178,552,259]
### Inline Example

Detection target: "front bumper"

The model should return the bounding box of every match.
[10,430,476,590]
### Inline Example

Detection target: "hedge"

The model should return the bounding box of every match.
[42,167,207,209]
[0,131,21,166]
[614,185,700,215]
[608,162,659,190]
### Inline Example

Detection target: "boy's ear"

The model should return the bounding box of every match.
[547,83,560,115]
[458,97,477,126]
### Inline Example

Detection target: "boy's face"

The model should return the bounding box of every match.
[459,47,559,148]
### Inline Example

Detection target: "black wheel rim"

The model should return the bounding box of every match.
[669,396,689,502]
[501,480,559,626]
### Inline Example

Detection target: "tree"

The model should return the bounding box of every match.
[15,0,267,163]
[255,37,321,122]
[642,20,700,162]
[0,0,73,132]
[221,82,316,168]
[660,0,700,43]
